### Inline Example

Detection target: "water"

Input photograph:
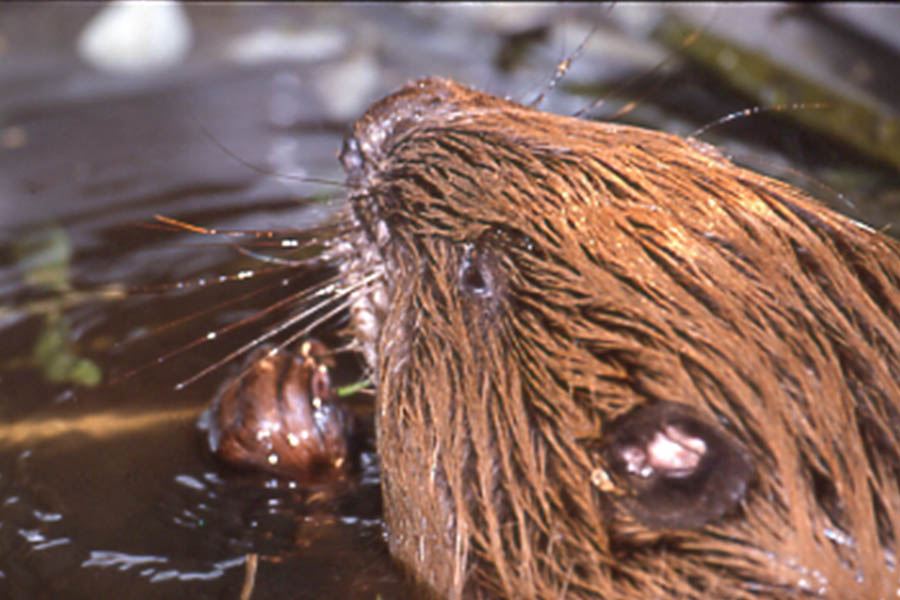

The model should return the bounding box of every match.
[1,4,897,599]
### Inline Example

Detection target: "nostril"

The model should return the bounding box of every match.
[340,137,363,177]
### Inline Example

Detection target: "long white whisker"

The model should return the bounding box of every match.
[173,270,381,390]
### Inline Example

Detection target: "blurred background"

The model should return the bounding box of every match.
[0,3,897,599]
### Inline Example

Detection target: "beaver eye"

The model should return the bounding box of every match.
[460,259,489,295]
[598,401,754,530]
[458,246,494,298]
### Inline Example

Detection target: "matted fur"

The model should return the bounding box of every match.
[337,78,900,599]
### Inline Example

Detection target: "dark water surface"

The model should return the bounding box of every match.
[1,4,897,599]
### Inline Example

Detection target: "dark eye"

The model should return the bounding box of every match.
[460,259,488,295]
[459,246,494,298]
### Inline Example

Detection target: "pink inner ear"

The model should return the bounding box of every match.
[620,445,651,477]
[646,426,707,473]
[600,401,754,529]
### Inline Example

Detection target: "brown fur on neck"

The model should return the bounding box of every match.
[339,77,900,599]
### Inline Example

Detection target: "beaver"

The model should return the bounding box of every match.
[328,76,900,599]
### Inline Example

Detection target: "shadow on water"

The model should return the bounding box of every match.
[0,4,897,599]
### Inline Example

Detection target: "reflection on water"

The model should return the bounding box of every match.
[1,4,897,599]
[1,407,200,446]
[81,551,239,583]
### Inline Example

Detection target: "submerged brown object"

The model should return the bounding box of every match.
[335,77,900,599]
[198,340,353,483]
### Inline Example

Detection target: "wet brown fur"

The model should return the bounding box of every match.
[338,77,900,599]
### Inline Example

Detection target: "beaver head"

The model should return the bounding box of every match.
[335,77,900,599]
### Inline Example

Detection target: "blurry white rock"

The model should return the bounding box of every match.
[76,0,193,74]
[315,52,380,121]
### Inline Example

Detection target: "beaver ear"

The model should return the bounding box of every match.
[598,401,754,530]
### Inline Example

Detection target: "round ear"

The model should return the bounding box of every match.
[599,401,754,530]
